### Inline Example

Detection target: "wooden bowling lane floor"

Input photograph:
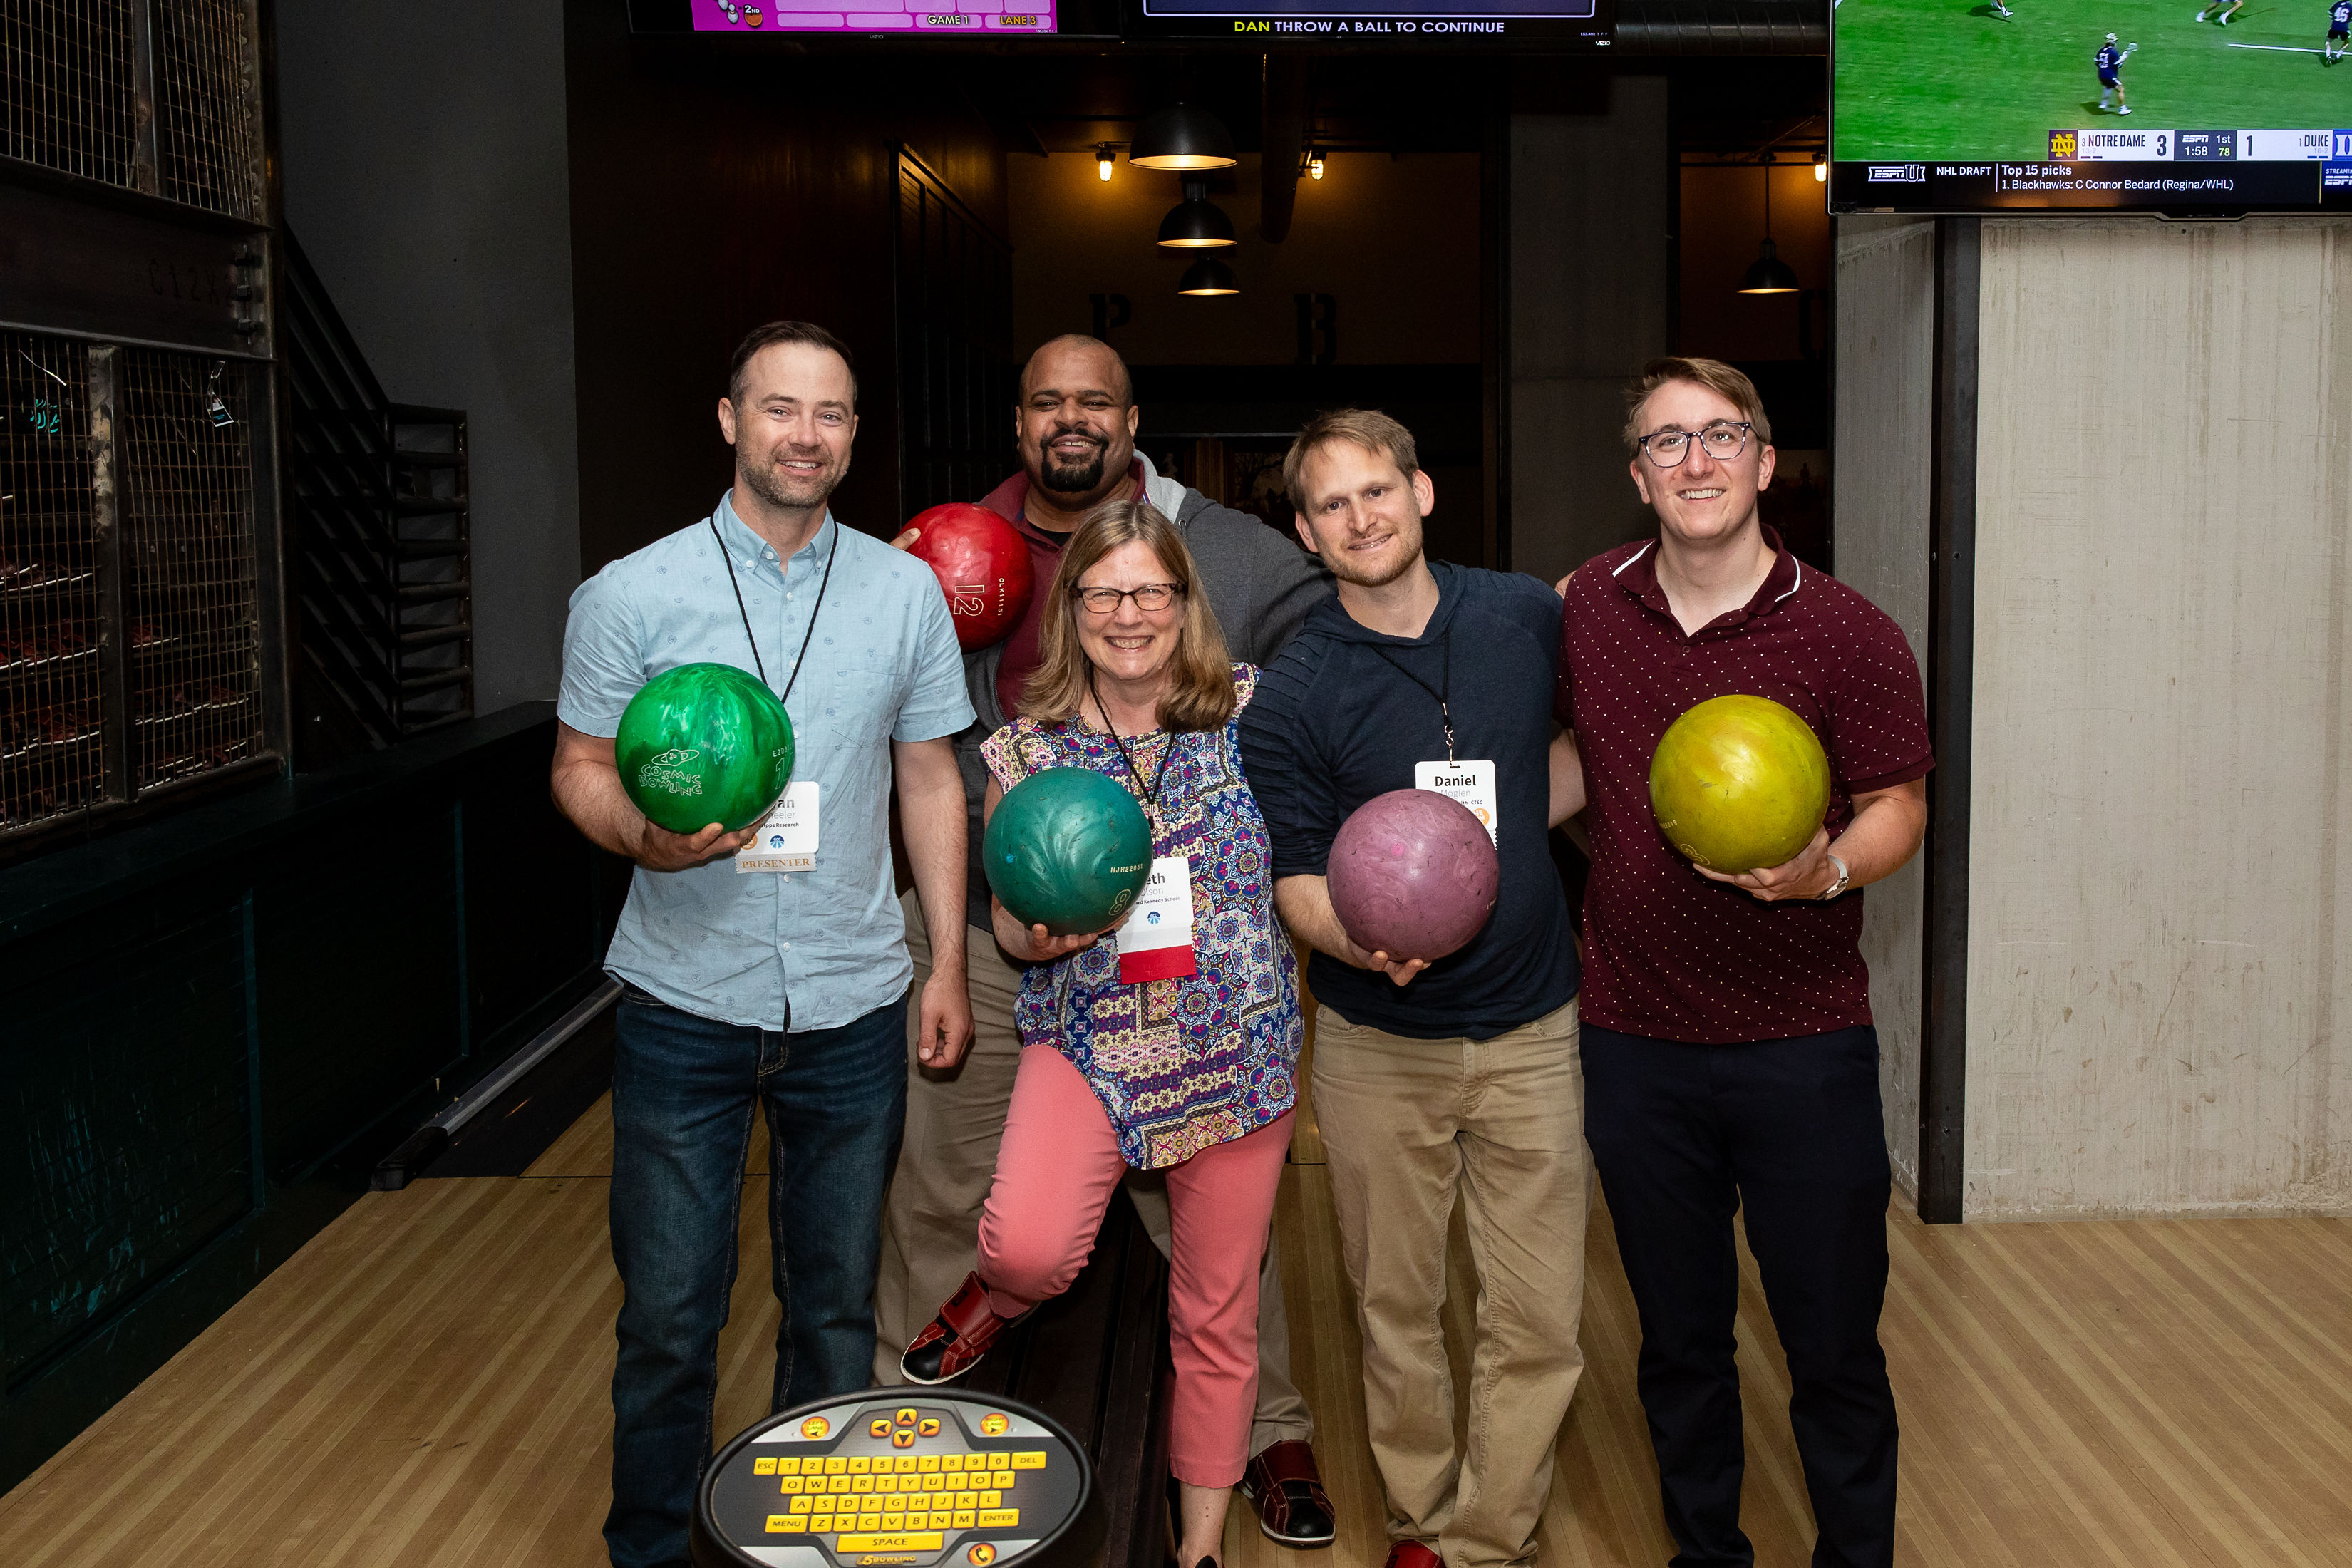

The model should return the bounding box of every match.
[4,1095,2349,1568]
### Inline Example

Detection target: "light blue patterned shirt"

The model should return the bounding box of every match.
[558,491,975,1031]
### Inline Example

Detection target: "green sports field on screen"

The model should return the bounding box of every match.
[1835,0,2352,162]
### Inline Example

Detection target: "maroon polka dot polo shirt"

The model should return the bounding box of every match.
[1555,527,1933,1044]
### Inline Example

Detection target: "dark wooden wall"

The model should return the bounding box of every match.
[562,3,1012,571]
[0,706,626,1491]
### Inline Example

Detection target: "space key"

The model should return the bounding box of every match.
[837,1535,944,1550]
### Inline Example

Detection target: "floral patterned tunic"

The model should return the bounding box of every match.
[981,664,1303,1170]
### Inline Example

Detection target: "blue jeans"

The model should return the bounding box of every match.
[604,986,909,1568]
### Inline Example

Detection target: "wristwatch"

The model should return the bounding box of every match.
[1817,852,1851,902]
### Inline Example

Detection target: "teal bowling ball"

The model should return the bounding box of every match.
[615,662,795,835]
[984,767,1154,936]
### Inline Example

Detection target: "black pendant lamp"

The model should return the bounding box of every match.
[1157,179,1236,249]
[1177,256,1240,296]
[1131,103,1237,171]
[1738,160,1800,295]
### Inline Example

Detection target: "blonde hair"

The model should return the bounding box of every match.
[1281,408,1419,509]
[1621,356,1774,454]
[1021,500,1237,733]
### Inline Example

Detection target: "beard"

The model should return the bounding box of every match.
[1321,517,1425,589]
[742,446,847,512]
[1036,428,1110,495]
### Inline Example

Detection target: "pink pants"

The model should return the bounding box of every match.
[977,1045,1294,1488]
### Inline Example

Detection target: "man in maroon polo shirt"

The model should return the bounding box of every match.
[1556,357,1929,1568]
[875,334,1339,1546]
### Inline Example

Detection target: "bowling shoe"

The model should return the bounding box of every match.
[901,1272,1021,1385]
[1239,1439,1336,1547]
[1382,1544,1440,1568]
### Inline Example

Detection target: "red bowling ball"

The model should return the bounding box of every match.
[1326,788,1500,962]
[904,502,1035,650]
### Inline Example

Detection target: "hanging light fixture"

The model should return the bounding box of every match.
[1130,103,1237,170]
[1157,179,1236,249]
[1306,149,1326,180]
[1177,256,1240,296]
[1738,158,1800,294]
[1813,152,1827,183]
[1096,143,1117,181]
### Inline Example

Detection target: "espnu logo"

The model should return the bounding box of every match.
[1867,164,1927,182]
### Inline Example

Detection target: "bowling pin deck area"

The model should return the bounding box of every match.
[4,1060,2350,1567]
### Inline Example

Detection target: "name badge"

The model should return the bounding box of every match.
[1117,855,1197,984]
[736,781,820,873]
[1414,759,1498,845]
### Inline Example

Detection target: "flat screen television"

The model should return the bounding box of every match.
[1830,0,2352,212]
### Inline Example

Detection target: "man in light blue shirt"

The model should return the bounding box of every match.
[552,320,974,1568]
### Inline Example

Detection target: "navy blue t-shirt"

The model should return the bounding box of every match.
[1239,560,1580,1041]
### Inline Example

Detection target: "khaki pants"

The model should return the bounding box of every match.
[873,889,1314,1454]
[1314,996,1588,1568]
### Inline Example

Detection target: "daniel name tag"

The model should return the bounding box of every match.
[1117,855,1197,984]
[1415,759,1498,845]
[736,782,820,873]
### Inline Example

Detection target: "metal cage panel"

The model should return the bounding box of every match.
[0,0,140,190]
[1,333,105,831]
[150,0,260,221]
[118,346,261,788]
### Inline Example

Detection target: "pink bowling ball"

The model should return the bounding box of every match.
[1326,788,1500,961]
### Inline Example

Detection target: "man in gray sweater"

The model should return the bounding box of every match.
[875,334,1340,1546]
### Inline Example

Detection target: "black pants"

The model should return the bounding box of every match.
[1582,1024,1898,1568]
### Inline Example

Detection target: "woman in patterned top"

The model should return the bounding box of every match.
[900,501,1303,1568]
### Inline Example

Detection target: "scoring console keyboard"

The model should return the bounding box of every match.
[702,1398,1085,1568]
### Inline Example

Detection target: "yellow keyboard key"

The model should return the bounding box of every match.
[778,1458,803,1476]
[754,1458,778,1475]
[859,1514,882,1531]
[955,1492,979,1509]
[943,1454,965,1472]
[928,1512,953,1528]
[981,1491,1001,1508]
[811,1516,834,1532]
[882,1514,905,1530]
[852,1477,875,1494]
[829,1477,852,1494]
[987,1453,1010,1469]
[780,1477,803,1495]
[789,1498,812,1515]
[922,1474,946,1492]
[825,1458,849,1475]
[991,1471,1015,1490]
[766,1517,793,1534]
[896,1456,919,1474]
[952,1512,976,1529]
[979,1510,1020,1528]
[838,1535,944,1552]
[849,1458,872,1475]
[919,1455,942,1472]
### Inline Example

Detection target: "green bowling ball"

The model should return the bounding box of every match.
[984,767,1154,936]
[615,662,794,835]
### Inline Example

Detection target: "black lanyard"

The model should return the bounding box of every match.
[1088,664,1174,820]
[711,513,836,705]
[1366,624,1456,763]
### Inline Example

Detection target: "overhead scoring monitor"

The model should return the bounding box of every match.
[692,1393,1100,1568]
[1123,0,1611,43]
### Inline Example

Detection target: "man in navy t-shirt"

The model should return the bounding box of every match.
[1239,409,1586,1568]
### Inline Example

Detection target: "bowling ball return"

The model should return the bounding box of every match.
[693,1391,1103,1568]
